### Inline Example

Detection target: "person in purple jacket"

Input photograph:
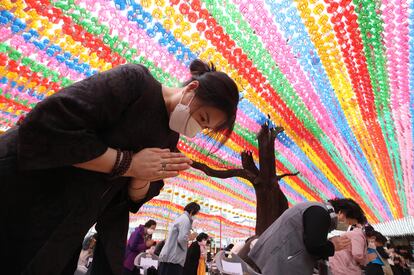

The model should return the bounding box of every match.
[123,220,157,274]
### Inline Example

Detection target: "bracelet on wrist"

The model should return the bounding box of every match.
[129,182,150,190]
[108,150,133,180]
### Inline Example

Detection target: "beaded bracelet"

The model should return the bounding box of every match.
[108,150,133,179]
[108,148,122,178]
[117,150,133,177]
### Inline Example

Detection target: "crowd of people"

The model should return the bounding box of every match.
[73,199,412,275]
[247,198,413,275]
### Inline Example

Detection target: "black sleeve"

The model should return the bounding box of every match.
[128,180,164,213]
[18,64,146,170]
[303,206,335,259]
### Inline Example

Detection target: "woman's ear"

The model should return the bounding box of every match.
[185,80,199,92]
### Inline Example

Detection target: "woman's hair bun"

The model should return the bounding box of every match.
[189,59,216,77]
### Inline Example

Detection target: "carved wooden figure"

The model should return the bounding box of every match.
[192,120,299,235]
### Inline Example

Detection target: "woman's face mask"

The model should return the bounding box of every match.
[146,228,155,235]
[169,92,202,138]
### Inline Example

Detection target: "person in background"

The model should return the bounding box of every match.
[197,238,209,275]
[206,251,213,264]
[158,202,200,275]
[183,232,209,275]
[223,244,234,252]
[146,241,157,257]
[329,222,376,275]
[0,59,239,275]
[388,246,412,275]
[365,231,392,275]
[249,198,365,275]
[123,219,157,275]
[78,234,98,269]
[154,240,166,257]
[391,256,405,275]
[400,257,411,275]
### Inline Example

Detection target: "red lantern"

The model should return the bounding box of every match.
[196,22,206,32]
[179,3,190,15]
[198,9,209,20]
[191,0,201,11]
[188,12,198,23]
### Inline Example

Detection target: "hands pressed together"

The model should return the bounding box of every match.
[127,148,192,182]
[127,148,192,201]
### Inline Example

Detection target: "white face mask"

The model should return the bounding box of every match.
[146,228,155,235]
[169,93,202,138]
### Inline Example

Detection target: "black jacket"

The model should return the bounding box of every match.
[183,242,201,275]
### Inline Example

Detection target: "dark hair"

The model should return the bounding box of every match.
[357,214,367,225]
[364,224,375,236]
[154,240,166,256]
[374,231,387,245]
[144,219,157,228]
[185,59,239,145]
[366,229,377,238]
[196,232,209,242]
[184,202,201,216]
[386,243,395,249]
[328,198,366,223]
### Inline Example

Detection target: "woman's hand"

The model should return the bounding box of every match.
[126,148,192,181]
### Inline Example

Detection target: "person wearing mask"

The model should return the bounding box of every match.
[366,232,392,275]
[158,202,200,275]
[329,222,377,275]
[183,232,209,275]
[249,198,366,275]
[123,219,157,275]
[0,60,240,275]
